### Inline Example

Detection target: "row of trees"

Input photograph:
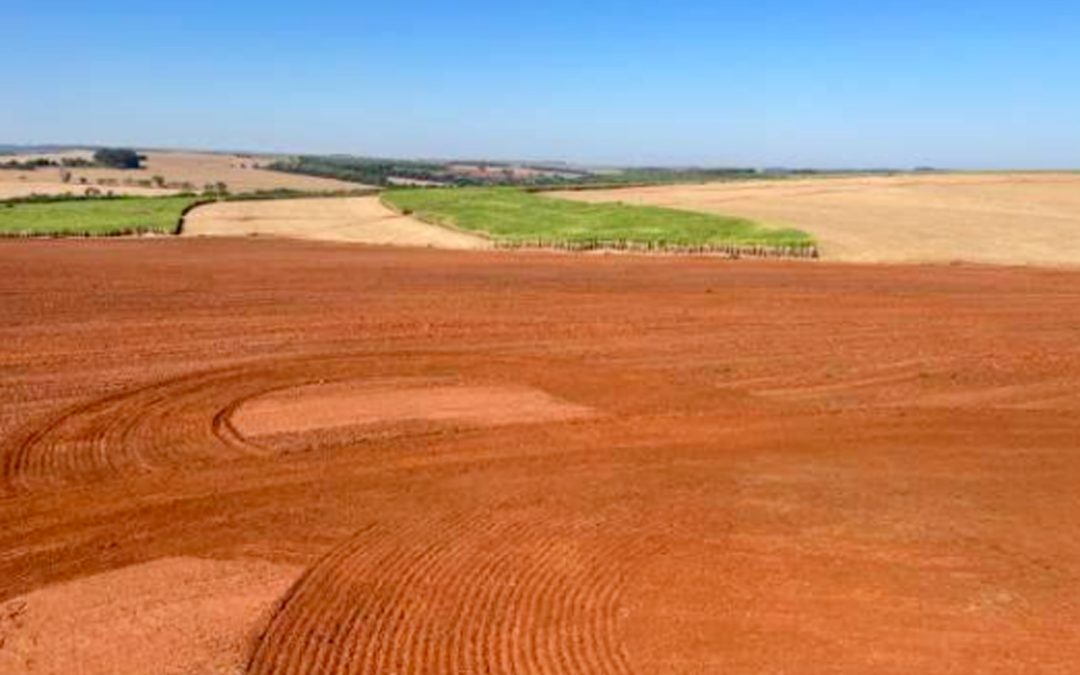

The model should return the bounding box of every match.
[1,148,144,171]
[268,155,604,188]
[268,155,779,189]
[267,156,452,187]
[51,170,227,196]
[1,156,95,170]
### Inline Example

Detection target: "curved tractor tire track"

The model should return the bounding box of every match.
[7,241,1080,674]
[1,355,424,493]
[248,511,657,675]
[4,366,260,492]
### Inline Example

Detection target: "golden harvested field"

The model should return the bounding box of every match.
[183,196,491,249]
[552,173,1080,266]
[0,181,170,199]
[185,196,490,248]
[0,150,365,198]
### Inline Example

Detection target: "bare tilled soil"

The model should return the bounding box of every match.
[183,196,490,248]
[552,172,1080,266]
[2,239,1080,673]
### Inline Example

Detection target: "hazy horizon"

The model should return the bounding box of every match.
[0,142,978,171]
[7,1,1080,169]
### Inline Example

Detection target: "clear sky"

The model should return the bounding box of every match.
[5,1,1080,168]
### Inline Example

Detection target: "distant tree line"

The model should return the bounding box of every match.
[1,156,96,170]
[0,147,145,171]
[267,156,603,187]
[266,155,784,188]
[595,167,762,184]
[267,156,457,187]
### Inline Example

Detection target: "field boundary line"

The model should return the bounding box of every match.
[175,199,221,235]
[378,193,496,241]
[491,239,820,259]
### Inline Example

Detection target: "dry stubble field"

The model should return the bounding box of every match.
[553,172,1080,266]
[183,196,490,249]
[2,238,1080,673]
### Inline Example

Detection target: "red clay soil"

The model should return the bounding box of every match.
[2,239,1080,674]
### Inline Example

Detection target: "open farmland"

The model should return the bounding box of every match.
[0,150,367,199]
[3,239,1080,673]
[0,178,172,199]
[552,172,1080,266]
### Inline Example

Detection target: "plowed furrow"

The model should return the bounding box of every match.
[247,511,656,674]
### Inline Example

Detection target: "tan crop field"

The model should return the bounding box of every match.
[0,150,364,198]
[183,195,491,248]
[552,172,1080,266]
[0,181,169,199]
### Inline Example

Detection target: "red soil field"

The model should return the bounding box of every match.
[2,239,1080,673]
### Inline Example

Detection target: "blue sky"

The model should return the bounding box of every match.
[5,1,1080,167]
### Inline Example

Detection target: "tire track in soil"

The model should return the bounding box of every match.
[2,365,281,493]
[0,354,436,494]
[3,345,654,673]
[247,511,659,675]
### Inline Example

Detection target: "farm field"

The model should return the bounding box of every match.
[3,239,1080,673]
[0,150,366,199]
[383,187,813,249]
[183,195,490,249]
[552,172,1080,266]
[0,180,172,200]
[0,196,197,236]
